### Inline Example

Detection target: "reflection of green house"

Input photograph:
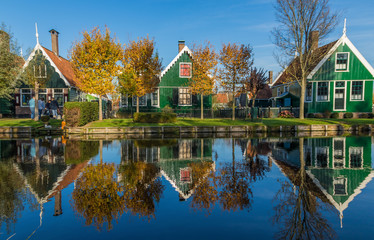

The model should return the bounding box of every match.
[271,136,374,227]
[120,139,214,200]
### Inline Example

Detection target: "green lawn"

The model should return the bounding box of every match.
[85,117,374,128]
[0,118,62,127]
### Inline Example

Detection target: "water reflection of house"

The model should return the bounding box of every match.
[270,137,374,227]
[120,139,215,200]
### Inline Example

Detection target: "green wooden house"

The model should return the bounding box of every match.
[13,27,100,117]
[119,41,212,114]
[271,136,374,228]
[271,25,374,116]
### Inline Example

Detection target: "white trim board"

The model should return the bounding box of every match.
[307,34,374,79]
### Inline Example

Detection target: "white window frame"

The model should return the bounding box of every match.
[349,147,364,169]
[120,94,128,107]
[132,95,147,107]
[335,52,350,72]
[350,80,365,101]
[53,88,65,107]
[333,81,347,111]
[333,177,348,196]
[316,82,330,102]
[305,82,313,102]
[178,87,192,106]
[20,88,32,107]
[151,88,160,107]
[332,138,345,169]
[315,147,329,168]
[179,62,192,78]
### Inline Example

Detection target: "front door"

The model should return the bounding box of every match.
[334,81,345,110]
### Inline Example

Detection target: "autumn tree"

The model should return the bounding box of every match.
[272,0,338,119]
[70,26,123,120]
[190,42,218,119]
[21,51,53,120]
[218,43,253,120]
[242,67,268,108]
[119,36,162,113]
[0,24,23,100]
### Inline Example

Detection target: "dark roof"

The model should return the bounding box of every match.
[214,93,229,103]
[42,47,78,87]
[272,40,338,87]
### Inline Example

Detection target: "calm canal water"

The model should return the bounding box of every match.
[1,136,374,239]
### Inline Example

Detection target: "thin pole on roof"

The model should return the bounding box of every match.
[343,18,347,36]
[35,22,39,45]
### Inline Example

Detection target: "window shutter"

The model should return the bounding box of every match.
[173,88,178,106]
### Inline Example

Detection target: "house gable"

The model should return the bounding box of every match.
[308,35,374,80]
[159,46,193,87]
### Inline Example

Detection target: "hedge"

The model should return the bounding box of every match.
[64,102,99,127]
[133,112,176,123]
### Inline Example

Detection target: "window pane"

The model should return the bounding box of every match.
[317,82,328,101]
[305,83,312,101]
[336,53,348,70]
[180,63,191,77]
[351,81,363,100]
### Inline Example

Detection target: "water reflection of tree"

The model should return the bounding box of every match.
[272,138,336,240]
[71,141,125,231]
[243,140,271,182]
[0,162,25,234]
[119,161,164,220]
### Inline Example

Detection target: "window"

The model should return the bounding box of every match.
[316,147,328,168]
[179,140,192,159]
[305,83,313,102]
[333,139,345,169]
[180,167,192,183]
[317,82,329,101]
[132,95,147,106]
[151,89,159,107]
[333,177,347,195]
[284,85,289,92]
[336,52,349,71]
[38,88,47,101]
[33,64,47,78]
[304,146,312,167]
[120,94,128,107]
[277,87,281,96]
[179,62,192,78]
[53,89,64,106]
[21,89,32,107]
[178,88,191,106]
[349,147,363,168]
[351,81,363,100]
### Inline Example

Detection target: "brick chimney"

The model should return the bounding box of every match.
[0,30,10,52]
[49,29,59,56]
[309,31,319,51]
[178,40,185,53]
[269,71,273,84]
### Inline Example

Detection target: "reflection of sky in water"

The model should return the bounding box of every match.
[0,137,374,240]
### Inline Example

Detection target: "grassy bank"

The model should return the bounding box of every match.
[0,118,62,127]
[85,118,374,128]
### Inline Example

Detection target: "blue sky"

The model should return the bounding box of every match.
[1,0,373,75]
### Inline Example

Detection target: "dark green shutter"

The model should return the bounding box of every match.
[172,88,178,107]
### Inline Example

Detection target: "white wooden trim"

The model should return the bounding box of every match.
[308,34,374,79]
[335,52,350,72]
[316,81,330,102]
[350,80,365,101]
[332,137,345,169]
[333,81,347,111]
[160,45,193,79]
[179,62,192,78]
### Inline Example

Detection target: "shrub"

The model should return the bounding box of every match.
[40,115,50,123]
[162,105,173,114]
[368,113,374,119]
[133,112,176,123]
[314,113,324,118]
[330,112,339,119]
[344,112,353,119]
[307,113,315,118]
[64,102,99,127]
[323,110,331,118]
[278,110,294,118]
[359,113,369,118]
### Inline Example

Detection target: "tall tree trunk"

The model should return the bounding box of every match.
[201,93,204,120]
[299,78,306,119]
[232,92,235,121]
[100,140,103,165]
[99,96,103,121]
[136,96,139,113]
[34,82,39,121]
